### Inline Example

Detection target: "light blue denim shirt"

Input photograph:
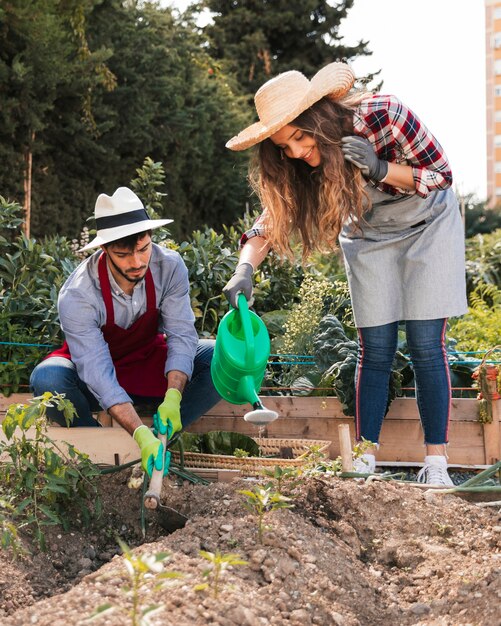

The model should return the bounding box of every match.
[57,244,197,410]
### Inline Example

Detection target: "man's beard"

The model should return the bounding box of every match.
[108,255,147,284]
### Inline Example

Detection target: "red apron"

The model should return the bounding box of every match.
[48,252,168,397]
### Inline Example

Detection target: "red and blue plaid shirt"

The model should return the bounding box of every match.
[241,94,452,246]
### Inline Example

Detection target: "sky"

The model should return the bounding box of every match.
[166,0,487,199]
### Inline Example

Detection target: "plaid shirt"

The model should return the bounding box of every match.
[241,94,452,246]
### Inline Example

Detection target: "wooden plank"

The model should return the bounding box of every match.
[188,415,486,466]
[0,393,31,413]
[0,426,139,466]
[202,396,479,422]
[0,392,487,467]
[1,394,479,422]
[482,398,501,465]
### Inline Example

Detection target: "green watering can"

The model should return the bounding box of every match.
[211,293,278,426]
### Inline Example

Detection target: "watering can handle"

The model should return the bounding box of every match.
[237,293,255,368]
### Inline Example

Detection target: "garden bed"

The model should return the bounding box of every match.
[0,469,500,625]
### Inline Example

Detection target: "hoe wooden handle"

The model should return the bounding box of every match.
[144,431,168,510]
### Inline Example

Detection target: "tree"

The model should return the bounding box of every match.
[0,0,115,237]
[32,0,252,240]
[200,0,372,96]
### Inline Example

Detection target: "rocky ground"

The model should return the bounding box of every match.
[0,468,500,626]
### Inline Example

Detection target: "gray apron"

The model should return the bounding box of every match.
[339,186,468,328]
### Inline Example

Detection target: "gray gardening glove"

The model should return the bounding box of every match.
[222,262,254,308]
[341,136,389,182]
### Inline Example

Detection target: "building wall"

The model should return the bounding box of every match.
[486,0,501,205]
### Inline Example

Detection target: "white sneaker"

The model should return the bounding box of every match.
[416,455,454,487]
[353,453,376,474]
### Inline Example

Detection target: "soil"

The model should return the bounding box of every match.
[1,468,500,626]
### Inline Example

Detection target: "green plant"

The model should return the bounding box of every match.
[238,486,293,543]
[89,540,182,626]
[0,393,101,549]
[130,157,169,221]
[195,550,248,598]
[300,445,343,476]
[233,448,250,458]
[449,284,501,351]
[175,229,237,336]
[0,496,25,557]
[0,196,78,394]
[261,465,301,494]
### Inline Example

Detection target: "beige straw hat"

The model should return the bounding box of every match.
[226,61,355,151]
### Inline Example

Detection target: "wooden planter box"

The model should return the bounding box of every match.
[1,393,500,467]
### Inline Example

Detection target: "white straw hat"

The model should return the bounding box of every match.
[80,187,173,251]
[226,61,355,151]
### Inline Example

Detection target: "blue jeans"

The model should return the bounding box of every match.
[30,339,221,428]
[355,319,451,445]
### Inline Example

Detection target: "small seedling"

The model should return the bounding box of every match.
[233,448,250,458]
[261,465,301,494]
[435,522,453,537]
[195,550,248,598]
[87,539,182,625]
[301,446,342,476]
[238,486,293,543]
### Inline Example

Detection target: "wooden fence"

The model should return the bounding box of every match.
[1,393,499,468]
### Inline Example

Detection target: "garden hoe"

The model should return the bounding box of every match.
[211,293,278,427]
[144,426,187,532]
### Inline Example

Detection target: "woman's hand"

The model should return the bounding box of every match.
[341,136,388,182]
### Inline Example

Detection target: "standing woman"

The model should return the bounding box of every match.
[223,62,467,486]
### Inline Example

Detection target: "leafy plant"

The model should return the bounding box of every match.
[449,283,501,351]
[238,486,293,543]
[0,196,78,395]
[175,229,237,336]
[172,431,260,457]
[0,496,25,557]
[195,550,248,599]
[89,540,182,626]
[465,229,501,292]
[0,393,101,549]
[261,465,301,494]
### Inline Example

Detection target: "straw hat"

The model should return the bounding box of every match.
[226,61,355,151]
[80,187,173,251]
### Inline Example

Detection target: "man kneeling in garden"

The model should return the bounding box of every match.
[30,186,221,475]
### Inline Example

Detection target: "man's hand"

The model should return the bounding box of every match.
[341,136,388,182]
[156,388,182,436]
[222,262,254,308]
[133,425,166,477]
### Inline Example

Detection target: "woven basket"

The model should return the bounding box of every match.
[171,437,331,475]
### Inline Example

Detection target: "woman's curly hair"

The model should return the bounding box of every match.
[249,96,369,263]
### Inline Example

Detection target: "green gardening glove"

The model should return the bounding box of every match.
[133,425,166,477]
[156,388,183,436]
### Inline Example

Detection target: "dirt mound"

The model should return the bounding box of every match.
[1,471,500,626]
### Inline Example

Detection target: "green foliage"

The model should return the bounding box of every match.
[202,0,372,96]
[172,431,260,456]
[0,393,101,550]
[0,495,25,557]
[175,229,238,335]
[195,550,248,598]
[0,197,78,394]
[261,465,301,495]
[465,229,501,293]
[238,486,293,543]
[111,539,182,626]
[449,284,501,352]
[130,157,169,222]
